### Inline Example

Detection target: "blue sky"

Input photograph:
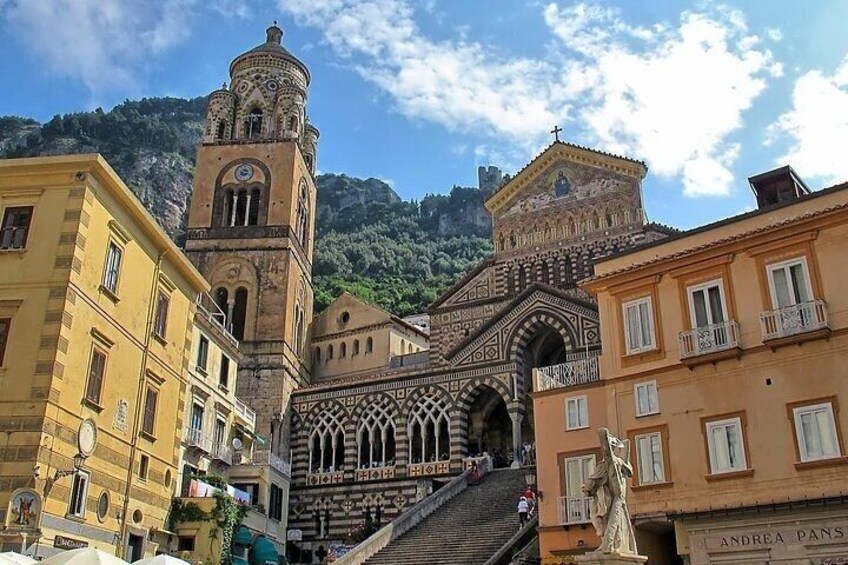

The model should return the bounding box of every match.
[1,1,848,230]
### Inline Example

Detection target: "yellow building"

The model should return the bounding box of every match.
[535,167,848,563]
[171,294,292,564]
[309,292,429,383]
[0,154,208,560]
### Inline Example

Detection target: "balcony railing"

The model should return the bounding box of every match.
[210,443,233,465]
[679,320,740,359]
[557,495,591,525]
[234,397,257,429]
[760,300,828,342]
[195,293,238,348]
[535,355,601,392]
[185,428,212,453]
[0,226,28,250]
[250,449,292,477]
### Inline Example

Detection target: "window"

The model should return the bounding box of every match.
[793,403,840,461]
[85,347,108,405]
[634,381,659,416]
[357,399,397,468]
[138,454,149,481]
[565,396,588,430]
[353,339,360,356]
[269,484,284,521]
[232,482,260,507]
[328,344,334,360]
[142,387,158,437]
[215,419,226,447]
[153,292,169,339]
[622,297,655,354]
[96,491,109,522]
[196,335,209,373]
[340,342,347,358]
[219,354,230,390]
[767,258,813,308]
[102,242,123,294]
[190,404,204,432]
[687,280,727,328]
[245,108,263,138]
[562,455,594,524]
[635,432,665,484]
[68,470,90,518]
[0,318,10,367]
[705,417,747,474]
[0,206,33,249]
[366,337,373,353]
[177,536,195,552]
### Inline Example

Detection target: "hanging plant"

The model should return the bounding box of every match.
[210,487,248,565]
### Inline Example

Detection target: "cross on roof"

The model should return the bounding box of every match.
[550,125,563,142]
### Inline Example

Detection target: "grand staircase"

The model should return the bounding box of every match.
[364,469,531,565]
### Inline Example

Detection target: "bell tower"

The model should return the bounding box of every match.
[185,24,319,452]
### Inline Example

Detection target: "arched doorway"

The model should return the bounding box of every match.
[518,323,568,446]
[465,386,512,468]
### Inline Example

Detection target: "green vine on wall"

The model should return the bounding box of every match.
[170,475,248,565]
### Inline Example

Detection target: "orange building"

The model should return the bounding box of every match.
[534,167,848,564]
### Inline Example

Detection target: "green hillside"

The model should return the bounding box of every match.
[0,98,493,315]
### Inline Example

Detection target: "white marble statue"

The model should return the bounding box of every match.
[582,428,638,555]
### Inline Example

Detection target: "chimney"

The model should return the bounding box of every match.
[748,165,810,210]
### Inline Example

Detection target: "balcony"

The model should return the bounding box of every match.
[185,428,212,453]
[210,443,233,465]
[760,300,830,348]
[195,293,238,348]
[234,397,257,430]
[534,355,601,392]
[557,495,591,525]
[678,320,741,367]
[250,449,292,477]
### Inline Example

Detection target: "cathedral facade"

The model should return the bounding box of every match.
[182,25,674,551]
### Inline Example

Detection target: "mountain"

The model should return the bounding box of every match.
[0,97,493,316]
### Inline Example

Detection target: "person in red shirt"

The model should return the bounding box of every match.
[522,486,536,513]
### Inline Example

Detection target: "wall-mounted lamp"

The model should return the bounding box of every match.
[44,452,87,493]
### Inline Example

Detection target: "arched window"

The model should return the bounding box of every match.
[305,154,314,173]
[353,339,360,355]
[408,343,413,354]
[288,115,298,132]
[561,256,574,286]
[308,404,346,473]
[340,342,347,358]
[540,261,550,285]
[314,347,322,363]
[328,344,334,360]
[221,189,235,227]
[357,397,396,468]
[518,265,528,291]
[214,287,229,330]
[248,188,261,226]
[408,393,451,464]
[216,121,227,140]
[232,287,248,340]
[245,108,263,139]
[295,307,304,357]
[366,337,373,353]
[399,339,406,354]
[296,181,310,248]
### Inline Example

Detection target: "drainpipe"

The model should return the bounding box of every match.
[116,249,168,558]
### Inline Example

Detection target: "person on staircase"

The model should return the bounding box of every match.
[517,496,530,528]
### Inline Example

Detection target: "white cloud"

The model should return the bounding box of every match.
[766,55,848,184]
[2,0,200,92]
[278,0,780,197]
[766,27,783,42]
[544,3,780,196]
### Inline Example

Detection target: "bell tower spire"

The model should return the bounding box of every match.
[185,25,319,454]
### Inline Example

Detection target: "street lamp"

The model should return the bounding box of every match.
[524,470,543,501]
[44,452,87,493]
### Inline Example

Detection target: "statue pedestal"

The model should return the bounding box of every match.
[576,551,648,565]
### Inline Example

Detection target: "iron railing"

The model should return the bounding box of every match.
[557,495,591,525]
[760,300,828,341]
[234,397,257,429]
[679,320,740,359]
[185,428,212,453]
[534,355,601,392]
[210,443,233,465]
[251,449,292,477]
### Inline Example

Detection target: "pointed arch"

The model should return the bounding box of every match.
[307,401,348,473]
[353,394,399,468]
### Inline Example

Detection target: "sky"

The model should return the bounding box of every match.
[1,0,848,230]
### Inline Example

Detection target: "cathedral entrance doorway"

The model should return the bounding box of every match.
[520,324,568,446]
[466,386,512,468]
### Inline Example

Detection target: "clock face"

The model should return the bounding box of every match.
[235,164,254,182]
[78,419,98,457]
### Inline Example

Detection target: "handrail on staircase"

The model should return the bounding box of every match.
[334,468,473,565]
[483,513,539,565]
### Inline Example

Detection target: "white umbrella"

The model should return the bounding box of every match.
[0,552,36,565]
[132,557,191,565]
[42,548,128,565]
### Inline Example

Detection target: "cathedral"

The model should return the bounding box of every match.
[184,24,674,550]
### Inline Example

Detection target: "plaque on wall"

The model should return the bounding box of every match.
[54,535,88,550]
